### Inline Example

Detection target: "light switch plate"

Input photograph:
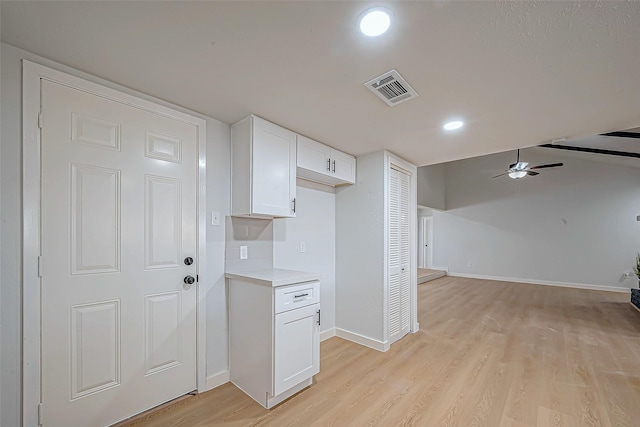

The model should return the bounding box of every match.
[300,242,306,253]
[240,246,248,260]
[211,211,220,226]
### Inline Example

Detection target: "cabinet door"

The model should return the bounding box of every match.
[273,303,320,396]
[297,135,331,177]
[330,149,356,184]
[252,117,297,217]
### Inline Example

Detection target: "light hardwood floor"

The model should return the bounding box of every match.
[417,268,446,284]
[120,277,640,426]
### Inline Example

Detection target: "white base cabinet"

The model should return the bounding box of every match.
[228,275,320,408]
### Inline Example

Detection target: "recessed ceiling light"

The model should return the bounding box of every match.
[443,120,464,131]
[359,8,391,37]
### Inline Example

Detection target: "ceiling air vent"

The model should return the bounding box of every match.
[364,69,419,107]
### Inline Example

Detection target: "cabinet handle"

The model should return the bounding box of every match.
[292,198,296,213]
[327,158,331,172]
[294,293,309,299]
[317,309,321,326]
[332,160,336,173]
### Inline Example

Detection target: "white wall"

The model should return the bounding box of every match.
[433,148,640,290]
[225,216,274,273]
[0,43,231,426]
[417,163,446,209]
[205,118,232,382]
[273,180,336,335]
[335,150,385,342]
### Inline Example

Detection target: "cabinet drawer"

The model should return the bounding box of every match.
[275,281,320,314]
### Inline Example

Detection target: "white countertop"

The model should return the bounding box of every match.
[225,268,320,287]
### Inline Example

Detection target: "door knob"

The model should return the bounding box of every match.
[183,275,195,290]
[184,257,194,265]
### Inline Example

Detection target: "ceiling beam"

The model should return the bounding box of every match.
[539,143,640,159]
[600,131,640,139]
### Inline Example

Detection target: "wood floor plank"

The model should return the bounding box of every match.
[119,278,640,427]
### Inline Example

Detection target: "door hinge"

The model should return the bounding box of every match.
[196,274,199,283]
[38,402,43,425]
[38,112,43,129]
[38,256,43,278]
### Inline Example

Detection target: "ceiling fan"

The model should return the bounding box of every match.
[492,149,564,179]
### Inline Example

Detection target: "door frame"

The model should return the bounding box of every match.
[383,151,418,345]
[22,60,208,426]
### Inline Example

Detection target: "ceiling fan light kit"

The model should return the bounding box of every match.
[508,171,527,179]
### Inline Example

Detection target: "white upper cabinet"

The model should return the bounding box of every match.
[297,135,356,186]
[232,115,297,218]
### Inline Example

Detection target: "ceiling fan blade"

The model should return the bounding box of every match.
[529,162,564,170]
[526,171,540,176]
[492,172,510,178]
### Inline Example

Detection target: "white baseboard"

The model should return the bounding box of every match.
[320,327,336,342]
[204,370,230,392]
[335,328,389,352]
[430,265,449,273]
[447,272,631,293]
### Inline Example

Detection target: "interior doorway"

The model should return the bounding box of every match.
[418,216,433,268]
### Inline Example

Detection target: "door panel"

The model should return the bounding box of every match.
[71,164,121,274]
[388,169,401,340]
[330,149,356,183]
[145,292,182,375]
[70,300,120,400]
[252,117,297,217]
[399,169,411,333]
[273,304,320,396]
[145,176,182,269]
[388,167,411,345]
[297,135,330,175]
[71,112,121,150]
[41,79,197,426]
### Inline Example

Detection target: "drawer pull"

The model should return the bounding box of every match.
[294,293,309,299]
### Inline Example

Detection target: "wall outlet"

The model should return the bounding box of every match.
[300,242,306,253]
[467,262,473,269]
[240,246,248,260]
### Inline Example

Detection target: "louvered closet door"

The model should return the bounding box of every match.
[388,167,411,345]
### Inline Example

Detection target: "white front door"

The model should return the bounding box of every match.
[40,79,198,426]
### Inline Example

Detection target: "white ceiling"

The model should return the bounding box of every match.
[553,128,640,154]
[2,1,640,166]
